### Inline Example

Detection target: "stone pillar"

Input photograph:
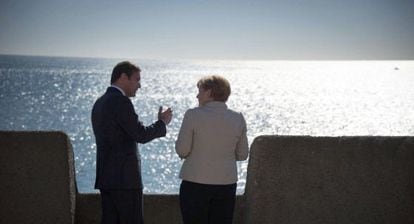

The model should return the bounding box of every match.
[0,131,76,224]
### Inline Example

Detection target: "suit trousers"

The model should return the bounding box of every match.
[99,189,144,224]
[179,180,237,224]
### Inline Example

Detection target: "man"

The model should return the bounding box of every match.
[91,61,172,224]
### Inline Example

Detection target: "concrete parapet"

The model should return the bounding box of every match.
[0,131,244,224]
[76,194,182,224]
[0,131,76,224]
[245,136,414,224]
[2,132,413,224]
[76,193,245,224]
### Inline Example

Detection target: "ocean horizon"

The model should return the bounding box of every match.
[1,54,413,194]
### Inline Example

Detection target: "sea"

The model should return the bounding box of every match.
[1,55,413,194]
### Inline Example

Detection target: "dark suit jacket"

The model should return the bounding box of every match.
[92,87,166,190]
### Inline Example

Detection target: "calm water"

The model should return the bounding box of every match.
[1,55,413,193]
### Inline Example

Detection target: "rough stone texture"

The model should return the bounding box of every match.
[0,131,76,224]
[76,194,182,224]
[143,194,183,224]
[76,193,246,224]
[245,136,414,224]
[3,132,412,224]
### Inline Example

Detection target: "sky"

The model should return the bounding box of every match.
[1,0,413,60]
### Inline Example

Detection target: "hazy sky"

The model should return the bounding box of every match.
[1,0,413,60]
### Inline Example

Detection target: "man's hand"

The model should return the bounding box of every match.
[158,106,173,125]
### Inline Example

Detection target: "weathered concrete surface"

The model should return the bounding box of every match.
[3,132,413,224]
[0,131,76,224]
[76,193,246,224]
[76,194,182,224]
[245,136,414,224]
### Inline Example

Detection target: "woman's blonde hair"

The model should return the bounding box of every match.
[197,75,231,102]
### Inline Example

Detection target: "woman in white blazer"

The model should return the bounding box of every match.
[176,75,249,224]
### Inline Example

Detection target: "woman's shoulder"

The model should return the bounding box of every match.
[225,108,244,118]
[184,106,213,119]
[183,107,199,117]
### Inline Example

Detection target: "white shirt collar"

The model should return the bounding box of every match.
[110,84,126,96]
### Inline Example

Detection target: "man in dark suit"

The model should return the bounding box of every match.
[91,61,172,224]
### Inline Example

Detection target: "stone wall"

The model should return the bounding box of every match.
[0,131,76,224]
[75,193,245,224]
[1,132,413,224]
[245,136,414,224]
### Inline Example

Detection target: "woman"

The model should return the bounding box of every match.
[176,75,249,224]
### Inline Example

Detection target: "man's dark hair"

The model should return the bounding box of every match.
[110,61,141,84]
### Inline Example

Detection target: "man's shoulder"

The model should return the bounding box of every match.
[105,90,129,102]
[94,91,130,110]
